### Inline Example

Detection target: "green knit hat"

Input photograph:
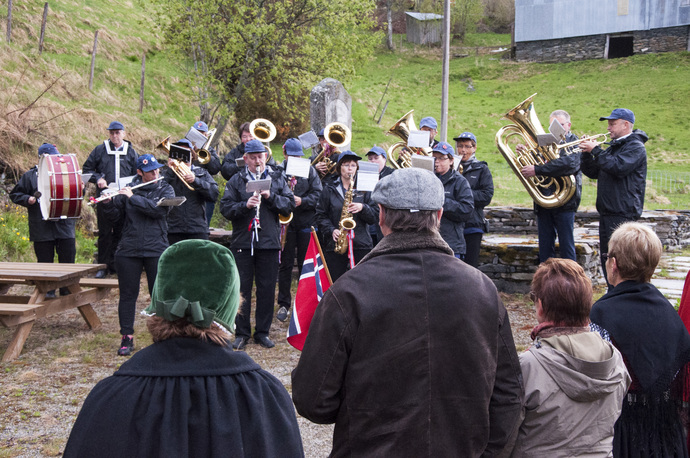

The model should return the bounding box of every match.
[143,240,239,333]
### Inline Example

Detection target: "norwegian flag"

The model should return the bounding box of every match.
[287,231,332,351]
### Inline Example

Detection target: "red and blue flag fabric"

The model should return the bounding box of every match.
[287,232,331,351]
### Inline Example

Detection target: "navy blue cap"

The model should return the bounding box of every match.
[193,121,209,132]
[283,138,304,156]
[107,121,124,131]
[367,145,387,159]
[244,139,267,154]
[38,143,59,156]
[419,117,438,130]
[317,128,325,137]
[337,150,361,164]
[432,141,455,157]
[453,131,477,143]
[174,139,193,149]
[600,108,635,124]
[137,154,164,172]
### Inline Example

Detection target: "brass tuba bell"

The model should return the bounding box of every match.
[249,118,277,143]
[386,110,433,169]
[324,122,351,149]
[495,94,577,208]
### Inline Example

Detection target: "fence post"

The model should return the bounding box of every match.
[38,3,49,55]
[6,0,13,43]
[139,52,145,113]
[89,30,98,91]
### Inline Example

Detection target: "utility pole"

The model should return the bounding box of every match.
[440,0,451,142]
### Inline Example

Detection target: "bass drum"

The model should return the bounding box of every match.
[38,154,83,220]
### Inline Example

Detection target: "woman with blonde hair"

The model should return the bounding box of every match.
[591,222,690,457]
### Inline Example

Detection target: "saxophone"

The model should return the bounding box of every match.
[334,175,356,255]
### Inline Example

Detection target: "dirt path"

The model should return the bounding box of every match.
[0,285,535,457]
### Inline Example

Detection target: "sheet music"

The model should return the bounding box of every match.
[537,133,559,146]
[408,130,431,148]
[298,131,319,149]
[185,127,208,150]
[411,155,435,172]
[235,158,246,168]
[246,178,272,193]
[286,157,310,178]
[356,162,380,192]
[549,118,567,141]
[118,175,136,189]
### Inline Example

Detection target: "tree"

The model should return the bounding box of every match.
[452,0,483,42]
[156,0,380,141]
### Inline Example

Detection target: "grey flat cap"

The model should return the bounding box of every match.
[372,168,444,211]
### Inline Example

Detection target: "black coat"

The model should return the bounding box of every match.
[9,167,76,242]
[292,231,523,456]
[101,176,175,257]
[219,165,295,250]
[534,132,582,214]
[581,129,648,219]
[64,337,304,458]
[164,167,219,235]
[436,169,474,254]
[279,160,323,230]
[315,178,378,252]
[82,140,138,196]
[461,159,494,231]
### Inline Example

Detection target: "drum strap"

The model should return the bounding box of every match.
[104,140,129,189]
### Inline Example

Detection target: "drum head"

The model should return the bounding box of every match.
[37,154,83,220]
[37,155,52,220]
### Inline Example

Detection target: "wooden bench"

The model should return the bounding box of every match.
[79,278,119,289]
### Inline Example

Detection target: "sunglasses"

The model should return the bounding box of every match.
[529,291,538,303]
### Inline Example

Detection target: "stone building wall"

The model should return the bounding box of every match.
[516,25,690,62]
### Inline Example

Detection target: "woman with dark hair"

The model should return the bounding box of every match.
[591,222,690,457]
[512,258,630,457]
[64,240,304,457]
[315,150,378,282]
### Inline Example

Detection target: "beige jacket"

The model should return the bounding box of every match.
[511,332,631,457]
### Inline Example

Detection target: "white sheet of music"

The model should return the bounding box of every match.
[246,178,272,193]
[185,128,208,150]
[411,155,435,172]
[356,162,380,192]
[298,131,319,149]
[408,130,431,148]
[286,156,310,178]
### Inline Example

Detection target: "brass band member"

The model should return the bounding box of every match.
[220,121,277,181]
[10,144,76,298]
[164,139,219,245]
[219,139,295,350]
[366,145,394,246]
[100,154,175,356]
[310,128,340,184]
[191,121,222,226]
[276,138,323,322]
[315,151,378,282]
[82,121,138,278]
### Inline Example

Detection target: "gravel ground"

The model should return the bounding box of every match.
[0,283,535,457]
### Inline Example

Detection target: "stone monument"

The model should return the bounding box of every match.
[310,78,352,151]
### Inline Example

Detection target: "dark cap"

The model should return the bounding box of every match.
[283,138,304,156]
[600,108,635,124]
[367,145,387,159]
[419,117,438,130]
[337,150,361,164]
[137,154,164,172]
[432,141,455,157]
[193,121,209,132]
[372,168,444,211]
[317,128,325,138]
[244,139,266,154]
[38,143,59,156]
[453,132,476,143]
[174,139,193,149]
[107,121,125,131]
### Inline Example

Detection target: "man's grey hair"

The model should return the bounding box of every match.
[550,110,571,123]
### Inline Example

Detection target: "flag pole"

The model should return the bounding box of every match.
[311,226,332,285]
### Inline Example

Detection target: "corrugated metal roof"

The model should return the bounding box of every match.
[515,0,690,42]
[405,12,444,21]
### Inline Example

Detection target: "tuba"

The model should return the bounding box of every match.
[311,122,351,178]
[334,174,356,255]
[386,110,433,169]
[495,94,606,208]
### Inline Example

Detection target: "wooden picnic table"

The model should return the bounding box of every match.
[0,262,118,362]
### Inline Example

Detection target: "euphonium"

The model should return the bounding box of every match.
[156,136,194,191]
[496,94,580,208]
[386,110,433,169]
[334,174,356,255]
[311,122,350,178]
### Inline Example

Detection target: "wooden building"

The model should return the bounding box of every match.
[405,12,444,45]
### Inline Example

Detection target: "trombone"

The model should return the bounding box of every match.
[196,128,216,165]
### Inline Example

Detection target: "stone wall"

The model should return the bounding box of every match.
[516,25,690,62]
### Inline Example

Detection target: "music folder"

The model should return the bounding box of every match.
[157,196,187,207]
[246,178,272,193]
[411,155,434,172]
[185,127,208,150]
[356,162,379,192]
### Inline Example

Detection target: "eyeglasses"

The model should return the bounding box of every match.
[602,253,615,262]
[529,291,537,303]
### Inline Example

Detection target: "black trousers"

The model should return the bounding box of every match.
[97,203,124,272]
[325,249,369,283]
[278,228,311,309]
[463,232,483,268]
[168,232,209,246]
[233,248,279,339]
[599,214,634,283]
[115,255,159,336]
[34,239,76,295]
